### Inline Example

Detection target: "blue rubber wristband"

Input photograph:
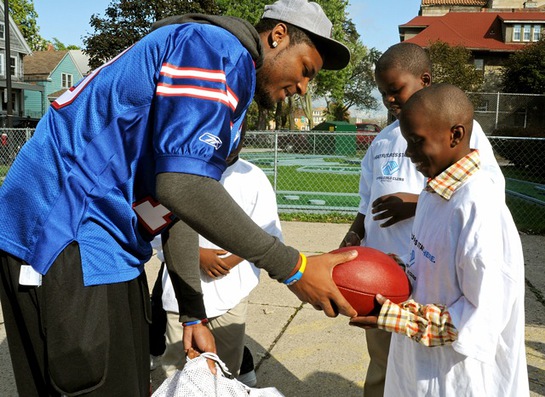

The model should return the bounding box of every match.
[283,253,307,286]
[182,318,209,327]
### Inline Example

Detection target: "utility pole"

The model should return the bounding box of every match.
[3,0,12,128]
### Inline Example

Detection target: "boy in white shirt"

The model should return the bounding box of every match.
[153,139,282,385]
[350,84,528,397]
[340,42,504,397]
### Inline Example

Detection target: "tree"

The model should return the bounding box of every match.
[322,44,381,122]
[502,38,545,94]
[51,38,80,51]
[83,0,221,69]
[427,41,483,92]
[311,1,380,121]
[8,0,48,51]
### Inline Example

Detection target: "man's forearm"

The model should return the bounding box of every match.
[156,172,299,281]
[162,219,207,322]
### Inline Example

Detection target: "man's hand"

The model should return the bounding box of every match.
[288,250,358,318]
[348,294,387,329]
[199,248,232,278]
[182,323,217,373]
[371,193,419,227]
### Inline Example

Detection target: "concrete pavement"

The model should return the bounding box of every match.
[1,221,544,396]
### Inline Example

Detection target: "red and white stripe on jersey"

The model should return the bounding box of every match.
[160,64,226,82]
[157,64,239,111]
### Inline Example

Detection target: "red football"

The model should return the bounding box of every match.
[331,246,411,316]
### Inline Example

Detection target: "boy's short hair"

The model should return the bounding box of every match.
[375,42,432,77]
[404,83,474,134]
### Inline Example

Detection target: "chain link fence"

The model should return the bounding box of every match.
[244,130,545,235]
[468,92,545,133]
[1,128,543,234]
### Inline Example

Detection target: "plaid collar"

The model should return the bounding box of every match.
[426,150,480,200]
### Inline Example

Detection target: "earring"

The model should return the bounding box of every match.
[272,41,278,48]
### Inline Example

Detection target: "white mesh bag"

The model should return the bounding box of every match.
[152,352,285,397]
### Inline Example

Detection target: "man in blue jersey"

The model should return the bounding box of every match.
[0,1,357,395]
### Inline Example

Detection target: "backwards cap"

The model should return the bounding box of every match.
[262,0,350,70]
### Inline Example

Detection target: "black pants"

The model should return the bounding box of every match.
[149,262,167,357]
[0,243,151,396]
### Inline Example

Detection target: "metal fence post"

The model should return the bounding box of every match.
[273,130,278,192]
[495,91,500,130]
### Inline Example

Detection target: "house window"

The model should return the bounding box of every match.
[0,54,16,77]
[533,25,541,41]
[523,24,531,41]
[474,59,484,70]
[513,24,521,41]
[9,57,16,77]
[0,23,4,40]
[61,73,73,89]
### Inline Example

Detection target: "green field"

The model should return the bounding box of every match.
[248,156,545,234]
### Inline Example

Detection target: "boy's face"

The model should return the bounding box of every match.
[399,109,456,178]
[375,67,430,119]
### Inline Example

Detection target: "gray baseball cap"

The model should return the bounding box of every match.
[262,0,350,70]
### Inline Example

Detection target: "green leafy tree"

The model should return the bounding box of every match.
[322,44,381,122]
[427,40,483,92]
[8,0,48,51]
[50,38,79,51]
[216,0,265,24]
[502,38,545,94]
[312,1,379,121]
[83,0,221,69]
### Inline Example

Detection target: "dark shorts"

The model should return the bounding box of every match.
[0,243,152,396]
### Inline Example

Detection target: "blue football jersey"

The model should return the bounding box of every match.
[0,23,255,286]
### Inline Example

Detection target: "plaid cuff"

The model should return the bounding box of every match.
[377,299,458,347]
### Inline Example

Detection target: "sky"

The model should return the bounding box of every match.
[34,0,421,52]
[32,0,422,118]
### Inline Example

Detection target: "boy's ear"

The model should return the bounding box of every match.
[450,125,465,147]
[421,72,432,87]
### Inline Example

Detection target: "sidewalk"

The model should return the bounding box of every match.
[1,221,545,396]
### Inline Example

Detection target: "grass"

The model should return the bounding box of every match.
[279,212,354,223]
[272,165,360,193]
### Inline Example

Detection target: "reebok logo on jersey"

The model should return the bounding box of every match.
[382,160,400,176]
[199,133,222,149]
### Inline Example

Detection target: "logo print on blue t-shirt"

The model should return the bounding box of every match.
[382,160,399,176]
[199,133,222,149]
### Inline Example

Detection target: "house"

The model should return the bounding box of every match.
[420,0,545,16]
[293,108,310,130]
[399,3,545,87]
[397,1,545,131]
[312,106,327,126]
[0,2,42,127]
[23,50,90,118]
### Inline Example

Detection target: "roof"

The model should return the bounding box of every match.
[23,51,68,78]
[48,88,67,99]
[401,11,545,52]
[69,50,91,75]
[23,50,91,80]
[422,0,487,5]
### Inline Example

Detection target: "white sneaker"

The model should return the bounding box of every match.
[237,369,257,387]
